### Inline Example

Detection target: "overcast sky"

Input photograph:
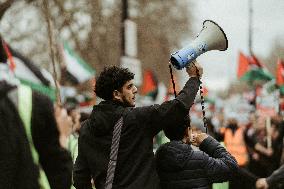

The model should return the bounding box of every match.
[181,0,284,92]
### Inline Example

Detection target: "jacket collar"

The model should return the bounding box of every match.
[101,100,128,107]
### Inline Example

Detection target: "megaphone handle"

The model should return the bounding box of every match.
[192,62,208,133]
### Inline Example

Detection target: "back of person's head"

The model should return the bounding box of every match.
[227,118,238,127]
[95,66,134,100]
[164,116,191,141]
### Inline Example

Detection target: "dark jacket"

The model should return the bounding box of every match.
[155,136,238,189]
[267,164,284,187]
[73,77,200,189]
[0,81,72,189]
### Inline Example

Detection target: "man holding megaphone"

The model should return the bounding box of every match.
[73,63,203,189]
[73,18,229,189]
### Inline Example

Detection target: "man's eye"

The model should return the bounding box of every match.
[128,84,133,89]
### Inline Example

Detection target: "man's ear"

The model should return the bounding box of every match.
[113,90,121,101]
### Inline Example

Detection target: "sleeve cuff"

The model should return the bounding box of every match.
[199,136,220,156]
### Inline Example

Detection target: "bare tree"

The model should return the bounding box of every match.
[0,0,194,85]
[135,0,193,83]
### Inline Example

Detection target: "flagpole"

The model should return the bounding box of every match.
[42,0,61,105]
[248,0,258,110]
[248,0,253,55]
[121,0,128,57]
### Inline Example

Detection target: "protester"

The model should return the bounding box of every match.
[155,116,238,189]
[255,164,284,189]
[218,115,254,189]
[66,105,82,162]
[255,116,284,189]
[245,116,283,179]
[73,63,202,189]
[222,115,249,167]
[0,39,73,189]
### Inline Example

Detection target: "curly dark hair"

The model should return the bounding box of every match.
[95,66,134,100]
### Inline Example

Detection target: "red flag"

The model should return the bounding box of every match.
[2,41,16,72]
[237,52,249,78]
[141,70,157,95]
[276,58,284,86]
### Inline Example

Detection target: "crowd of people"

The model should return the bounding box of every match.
[1,37,284,188]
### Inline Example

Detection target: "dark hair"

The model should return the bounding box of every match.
[164,116,191,141]
[95,66,134,100]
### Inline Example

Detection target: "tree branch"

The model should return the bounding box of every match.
[0,0,14,20]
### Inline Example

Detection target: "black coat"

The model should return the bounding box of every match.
[73,78,200,189]
[0,81,72,189]
[267,164,284,187]
[155,136,238,189]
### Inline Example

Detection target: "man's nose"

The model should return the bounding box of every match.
[133,86,138,93]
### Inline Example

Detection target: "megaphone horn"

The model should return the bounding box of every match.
[170,20,228,70]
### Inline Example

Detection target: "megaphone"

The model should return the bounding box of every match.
[170,20,228,70]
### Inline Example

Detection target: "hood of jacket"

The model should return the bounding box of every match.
[83,100,129,137]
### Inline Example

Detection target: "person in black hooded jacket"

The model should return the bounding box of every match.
[155,117,238,189]
[73,63,203,189]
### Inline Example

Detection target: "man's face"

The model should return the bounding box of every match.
[118,80,137,107]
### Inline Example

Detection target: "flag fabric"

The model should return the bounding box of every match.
[276,59,284,86]
[240,53,274,85]
[276,58,284,94]
[237,52,250,79]
[249,54,263,68]
[2,40,16,72]
[61,42,95,84]
[241,69,274,85]
[1,41,56,100]
[141,70,158,98]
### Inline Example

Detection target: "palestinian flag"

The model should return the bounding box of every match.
[2,41,56,100]
[240,54,274,85]
[61,42,95,84]
[140,69,158,99]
